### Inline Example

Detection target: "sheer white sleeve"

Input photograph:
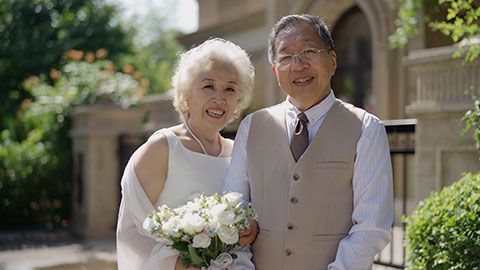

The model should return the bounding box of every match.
[116,152,178,270]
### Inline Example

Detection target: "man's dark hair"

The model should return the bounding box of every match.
[267,14,335,65]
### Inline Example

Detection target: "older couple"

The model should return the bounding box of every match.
[117,14,393,270]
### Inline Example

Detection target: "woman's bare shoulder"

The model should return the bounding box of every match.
[132,131,169,203]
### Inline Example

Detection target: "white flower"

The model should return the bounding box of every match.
[162,216,181,236]
[192,233,211,248]
[157,205,171,220]
[206,218,221,234]
[217,226,239,245]
[205,196,218,209]
[143,216,158,232]
[218,210,237,226]
[180,213,206,235]
[211,204,227,216]
[184,200,202,212]
[223,192,243,207]
[211,204,236,225]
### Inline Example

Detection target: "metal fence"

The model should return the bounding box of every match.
[374,119,416,269]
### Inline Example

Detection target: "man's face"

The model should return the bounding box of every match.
[272,22,337,111]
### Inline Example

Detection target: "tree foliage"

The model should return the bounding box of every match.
[0,0,132,128]
[0,50,144,229]
[117,3,184,94]
[389,0,480,62]
[463,98,480,151]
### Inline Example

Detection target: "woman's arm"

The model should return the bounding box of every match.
[133,133,169,205]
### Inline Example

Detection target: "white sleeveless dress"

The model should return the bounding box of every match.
[116,128,230,270]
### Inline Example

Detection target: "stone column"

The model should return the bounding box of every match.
[143,90,181,135]
[70,103,144,238]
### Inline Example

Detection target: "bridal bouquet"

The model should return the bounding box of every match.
[143,192,256,269]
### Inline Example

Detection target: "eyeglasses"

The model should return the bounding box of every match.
[275,48,331,70]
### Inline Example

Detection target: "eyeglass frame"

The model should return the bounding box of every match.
[274,48,332,70]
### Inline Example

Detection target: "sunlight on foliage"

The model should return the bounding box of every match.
[0,49,144,229]
[389,0,480,63]
[404,172,480,269]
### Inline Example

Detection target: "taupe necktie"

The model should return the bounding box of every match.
[290,112,309,162]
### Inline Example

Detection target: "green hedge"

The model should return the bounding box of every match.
[404,172,480,269]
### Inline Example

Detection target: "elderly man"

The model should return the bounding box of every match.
[226,14,393,269]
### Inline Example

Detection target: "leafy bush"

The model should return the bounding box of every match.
[463,99,480,152]
[0,50,144,229]
[404,172,480,270]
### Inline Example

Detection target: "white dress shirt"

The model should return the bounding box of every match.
[225,90,393,270]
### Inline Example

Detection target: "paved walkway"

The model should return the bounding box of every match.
[0,230,117,270]
[0,229,403,270]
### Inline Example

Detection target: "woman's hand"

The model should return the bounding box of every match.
[239,219,259,246]
[175,257,200,270]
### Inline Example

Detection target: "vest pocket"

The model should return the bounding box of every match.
[312,233,347,241]
[316,161,349,169]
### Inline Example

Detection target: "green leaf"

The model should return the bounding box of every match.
[188,244,205,266]
[172,241,189,253]
[180,255,192,267]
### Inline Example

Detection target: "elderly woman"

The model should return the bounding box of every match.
[116,38,256,270]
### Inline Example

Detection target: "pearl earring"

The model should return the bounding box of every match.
[234,109,238,114]
[184,101,188,107]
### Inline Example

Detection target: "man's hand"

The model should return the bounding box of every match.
[239,219,259,246]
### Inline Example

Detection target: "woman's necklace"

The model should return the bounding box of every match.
[185,120,223,157]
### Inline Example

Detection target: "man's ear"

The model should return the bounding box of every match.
[330,50,337,76]
[272,65,282,87]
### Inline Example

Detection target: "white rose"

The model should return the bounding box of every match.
[184,200,202,212]
[217,210,237,226]
[142,216,158,232]
[211,204,227,217]
[223,192,243,207]
[180,213,206,235]
[218,226,239,245]
[192,233,211,248]
[162,216,180,236]
[211,204,237,225]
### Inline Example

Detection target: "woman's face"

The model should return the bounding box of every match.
[187,60,240,131]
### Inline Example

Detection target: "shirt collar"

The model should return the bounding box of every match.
[285,90,336,125]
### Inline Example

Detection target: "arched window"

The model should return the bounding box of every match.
[331,6,373,113]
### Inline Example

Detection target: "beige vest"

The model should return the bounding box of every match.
[247,100,365,269]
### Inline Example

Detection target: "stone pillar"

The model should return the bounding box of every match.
[70,103,144,238]
[143,89,181,135]
[265,0,288,107]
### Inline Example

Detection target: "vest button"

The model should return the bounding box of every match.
[293,174,300,181]
[287,223,294,230]
[285,249,293,256]
[290,197,298,204]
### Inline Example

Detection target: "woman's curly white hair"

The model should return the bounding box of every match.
[172,38,255,122]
